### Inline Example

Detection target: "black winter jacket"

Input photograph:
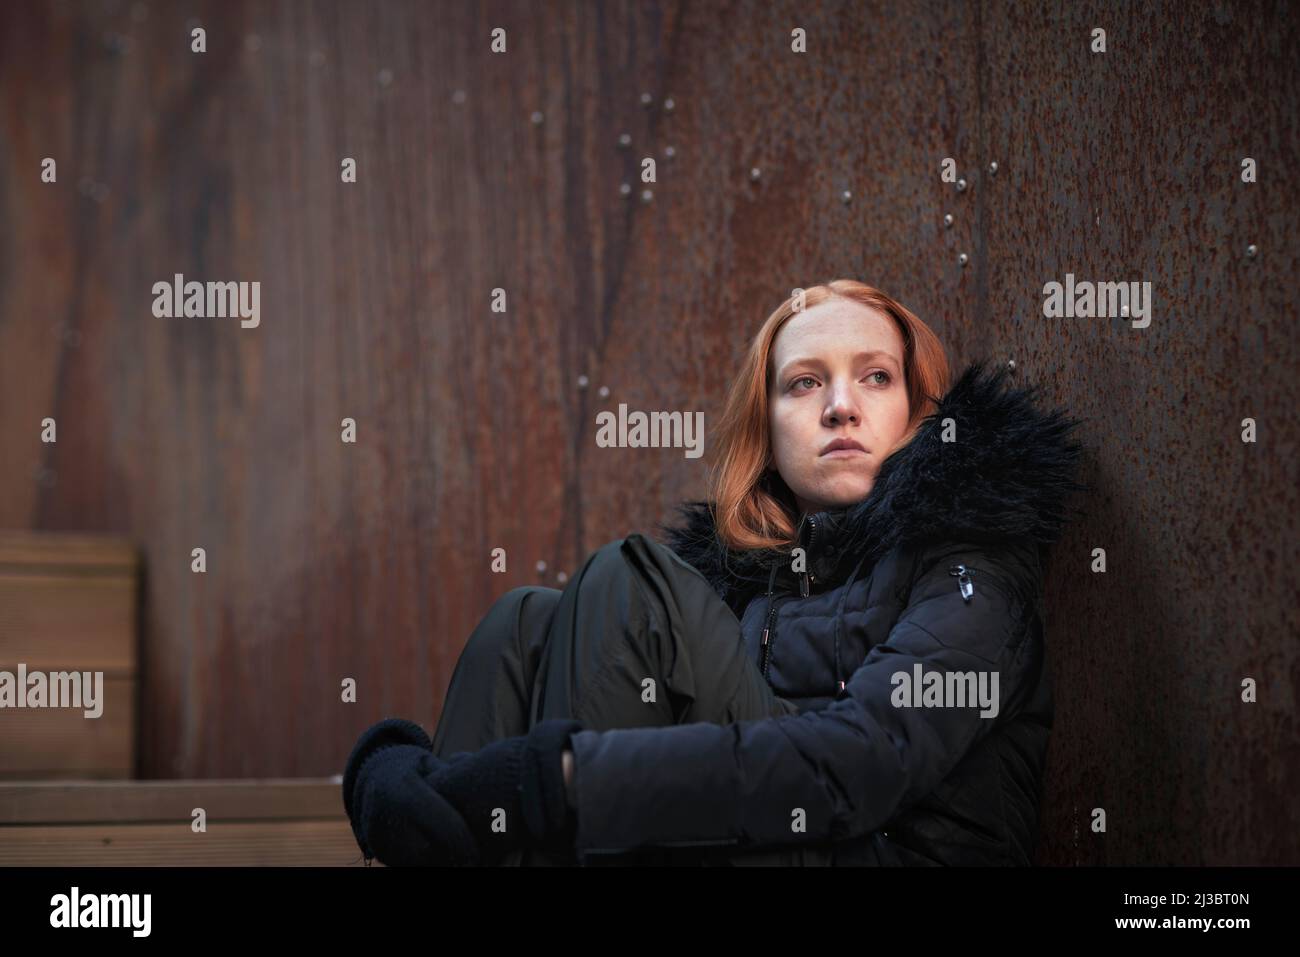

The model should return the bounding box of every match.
[566,360,1087,865]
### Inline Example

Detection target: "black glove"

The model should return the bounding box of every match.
[342,717,584,866]
[432,717,584,862]
[341,717,480,866]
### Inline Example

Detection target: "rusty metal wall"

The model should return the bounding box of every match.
[0,0,1294,864]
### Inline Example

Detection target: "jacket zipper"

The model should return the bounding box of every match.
[764,515,817,675]
[760,594,790,678]
[949,564,974,602]
[801,517,818,597]
[774,515,820,673]
[948,563,1020,605]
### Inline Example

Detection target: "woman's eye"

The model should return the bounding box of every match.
[793,376,817,390]
[866,370,890,386]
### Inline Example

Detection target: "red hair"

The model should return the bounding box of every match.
[707,280,950,551]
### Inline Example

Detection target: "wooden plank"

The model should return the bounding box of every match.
[0,532,138,779]
[0,531,138,573]
[0,675,134,778]
[0,778,346,823]
[0,575,136,668]
[0,820,370,866]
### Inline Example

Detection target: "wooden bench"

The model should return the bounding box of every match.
[0,533,370,865]
[0,778,370,866]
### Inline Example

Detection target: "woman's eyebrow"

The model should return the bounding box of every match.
[778,351,900,377]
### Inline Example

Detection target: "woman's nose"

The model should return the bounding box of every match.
[824,387,860,425]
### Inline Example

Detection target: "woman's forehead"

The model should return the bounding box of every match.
[772,305,903,370]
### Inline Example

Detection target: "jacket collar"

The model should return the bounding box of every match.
[657,359,1088,602]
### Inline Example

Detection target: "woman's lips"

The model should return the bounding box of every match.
[822,448,868,459]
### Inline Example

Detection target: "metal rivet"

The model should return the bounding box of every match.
[664,145,676,159]
[750,167,761,181]
[640,189,653,203]
[619,182,632,197]
[530,110,544,125]
[956,178,967,192]
[958,253,968,266]
[1007,359,1016,371]
[943,214,953,228]
[597,385,610,398]
[618,133,631,148]
[577,375,589,389]
[640,92,653,107]
[1246,244,1257,258]
[841,190,852,204]
[663,97,675,112]
[556,571,569,584]
[535,560,548,574]
[988,161,998,175]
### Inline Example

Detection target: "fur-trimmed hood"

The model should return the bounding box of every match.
[655,359,1089,607]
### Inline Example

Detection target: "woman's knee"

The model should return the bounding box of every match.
[580,534,684,597]
[459,585,558,670]
[580,537,633,576]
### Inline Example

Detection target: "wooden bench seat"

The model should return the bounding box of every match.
[0,778,370,866]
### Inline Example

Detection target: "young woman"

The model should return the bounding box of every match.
[342,279,1087,866]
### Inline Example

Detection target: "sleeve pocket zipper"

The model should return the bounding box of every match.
[946,561,1024,605]
[949,564,974,602]
[948,563,1020,605]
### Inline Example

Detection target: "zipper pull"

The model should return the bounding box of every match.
[799,573,809,598]
[761,627,770,648]
[949,564,974,602]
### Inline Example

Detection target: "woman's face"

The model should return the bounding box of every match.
[767,299,911,516]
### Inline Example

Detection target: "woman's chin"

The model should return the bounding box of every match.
[804,481,876,512]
